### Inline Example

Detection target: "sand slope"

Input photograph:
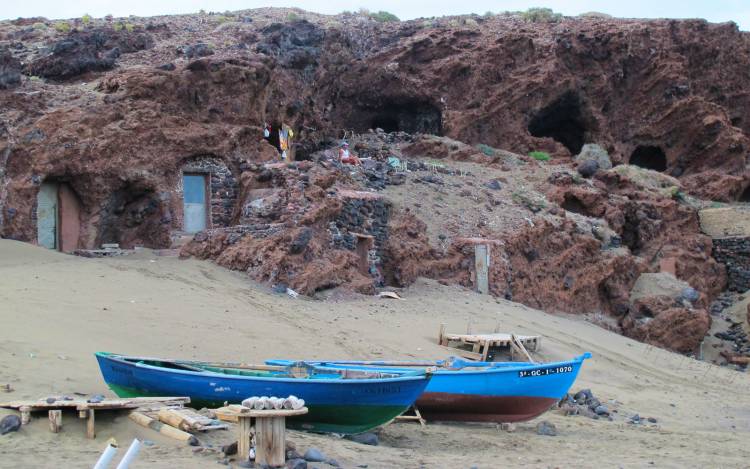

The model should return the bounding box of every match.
[0,240,748,468]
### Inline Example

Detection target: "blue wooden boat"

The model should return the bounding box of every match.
[95,352,431,434]
[267,353,591,423]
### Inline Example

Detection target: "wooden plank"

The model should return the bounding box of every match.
[481,340,491,362]
[237,415,253,462]
[86,409,95,439]
[438,323,446,346]
[48,410,62,433]
[129,411,198,445]
[1,396,189,410]
[255,416,286,467]
[511,334,536,364]
[441,346,482,361]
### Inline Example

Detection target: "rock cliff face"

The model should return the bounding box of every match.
[1,9,747,353]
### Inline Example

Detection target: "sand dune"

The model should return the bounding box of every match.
[1,239,748,468]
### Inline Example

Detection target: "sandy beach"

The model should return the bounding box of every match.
[1,239,749,468]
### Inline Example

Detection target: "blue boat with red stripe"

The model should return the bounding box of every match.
[267,353,591,423]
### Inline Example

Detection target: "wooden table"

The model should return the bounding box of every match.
[236,407,308,467]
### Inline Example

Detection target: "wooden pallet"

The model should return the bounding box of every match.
[0,396,190,439]
[438,324,541,361]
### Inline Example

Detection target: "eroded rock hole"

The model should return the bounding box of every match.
[528,92,588,154]
[561,194,590,216]
[629,145,667,172]
[354,100,442,135]
[99,184,168,248]
[739,186,750,202]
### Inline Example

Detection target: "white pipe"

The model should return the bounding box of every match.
[93,443,117,469]
[115,439,141,469]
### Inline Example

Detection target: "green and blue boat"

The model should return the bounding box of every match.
[95,352,431,434]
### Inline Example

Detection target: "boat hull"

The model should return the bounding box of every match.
[268,353,591,423]
[95,353,429,434]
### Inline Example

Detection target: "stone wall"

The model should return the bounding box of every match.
[181,156,239,228]
[330,192,390,285]
[712,236,750,291]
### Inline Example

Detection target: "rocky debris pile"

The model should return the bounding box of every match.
[716,323,749,356]
[558,389,659,426]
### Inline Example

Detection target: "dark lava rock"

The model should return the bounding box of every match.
[648,417,658,423]
[257,20,324,70]
[485,179,502,190]
[303,448,326,462]
[0,415,21,435]
[577,159,599,178]
[574,389,593,402]
[25,28,153,80]
[0,47,22,89]
[594,405,609,416]
[345,432,379,446]
[157,63,176,71]
[180,43,214,58]
[287,459,307,469]
[536,420,557,436]
[221,441,237,456]
[289,228,313,254]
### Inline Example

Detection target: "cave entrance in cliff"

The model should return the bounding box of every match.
[99,183,167,249]
[528,92,588,155]
[363,101,443,135]
[629,145,667,172]
[36,180,81,253]
[739,186,750,203]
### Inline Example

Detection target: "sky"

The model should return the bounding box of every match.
[2,0,748,31]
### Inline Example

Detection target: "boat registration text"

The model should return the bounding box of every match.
[518,365,573,378]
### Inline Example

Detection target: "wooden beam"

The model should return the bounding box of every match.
[48,410,62,433]
[255,416,285,467]
[86,409,95,439]
[19,406,30,425]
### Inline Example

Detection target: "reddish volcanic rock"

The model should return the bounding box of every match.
[622,295,711,353]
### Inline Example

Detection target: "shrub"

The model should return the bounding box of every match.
[125,23,135,32]
[82,14,92,25]
[520,7,563,23]
[54,22,71,33]
[477,144,496,157]
[32,22,48,30]
[369,11,399,22]
[113,22,123,31]
[529,150,551,162]
[484,11,494,17]
[286,12,300,22]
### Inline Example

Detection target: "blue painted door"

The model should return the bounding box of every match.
[183,174,207,232]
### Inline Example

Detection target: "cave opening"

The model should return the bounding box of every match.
[99,183,166,249]
[629,145,667,172]
[528,91,588,155]
[357,100,442,135]
[739,186,750,203]
[561,194,591,216]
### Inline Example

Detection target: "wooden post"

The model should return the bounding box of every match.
[48,410,62,433]
[86,409,96,439]
[237,415,253,463]
[255,416,286,467]
[474,243,490,294]
[438,323,446,345]
[20,406,31,425]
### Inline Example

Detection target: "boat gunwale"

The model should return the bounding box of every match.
[96,352,431,385]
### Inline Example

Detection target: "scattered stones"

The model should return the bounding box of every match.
[344,432,379,446]
[536,420,557,436]
[180,43,214,58]
[221,441,237,456]
[594,405,609,416]
[0,415,21,435]
[157,63,176,71]
[287,459,307,469]
[303,448,327,463]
